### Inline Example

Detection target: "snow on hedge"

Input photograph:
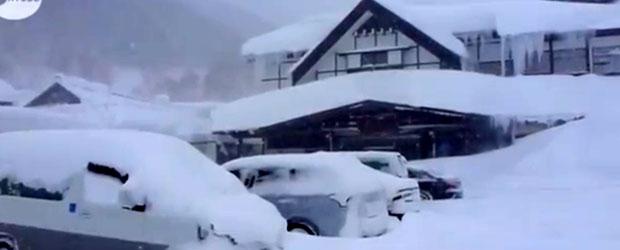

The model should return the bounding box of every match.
[224,152,385,196]
[212,70,604,132]
[0,130,285,249]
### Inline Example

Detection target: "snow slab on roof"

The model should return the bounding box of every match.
[0,130,285,249]
[212,70,609,132]
[224,152,385,196]
[242,15,343,56]
[378,0,619,35]
[243,0,620,57]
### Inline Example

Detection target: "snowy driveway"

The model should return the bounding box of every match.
[285,116,620,250]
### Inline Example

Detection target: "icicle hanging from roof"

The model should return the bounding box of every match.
[509,32,546,75]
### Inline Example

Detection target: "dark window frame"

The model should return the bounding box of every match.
[361,51,389,66]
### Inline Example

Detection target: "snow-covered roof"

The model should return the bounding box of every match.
[224,152,385,195]
[213,70,603,132]
[242,15,343,56]
[379,0,618,35]
[243,0,620,57]
[0,130,285,248]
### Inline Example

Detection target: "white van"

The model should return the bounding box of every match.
[0,130,285,250]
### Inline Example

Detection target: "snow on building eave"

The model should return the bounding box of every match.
[213,70,596,133]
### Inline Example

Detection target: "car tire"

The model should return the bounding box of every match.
[420,191,433,201]
[287,221,318,236]
[0,242,14,250]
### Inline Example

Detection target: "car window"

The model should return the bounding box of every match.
[256,168,290,184]
[0,177,63,201]
[409,169,434,180]
[361,160,390,173]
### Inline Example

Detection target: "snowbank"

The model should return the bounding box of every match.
[213,70,605,132]
[224,152,385,196]
[0,130,285,249]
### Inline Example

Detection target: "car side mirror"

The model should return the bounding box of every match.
[119,190,147,212]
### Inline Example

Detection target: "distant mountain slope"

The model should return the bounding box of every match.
[0,0,273,100]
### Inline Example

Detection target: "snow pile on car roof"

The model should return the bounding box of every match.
[224,152,385,195]
[213,70,603,132]
[0,130,285,249]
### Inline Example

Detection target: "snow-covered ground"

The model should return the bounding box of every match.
[284,75,620,250]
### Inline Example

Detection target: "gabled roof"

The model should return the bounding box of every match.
[290,0,463,84]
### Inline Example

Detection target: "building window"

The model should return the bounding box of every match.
[361,51,388,66]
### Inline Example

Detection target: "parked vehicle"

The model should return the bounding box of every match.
[331,152,421,218]
[224,153,391,238]
[0,130,284,250]
[407,168,463,200]
[349,151,463,200]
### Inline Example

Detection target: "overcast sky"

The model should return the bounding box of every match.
[223,0,359,26]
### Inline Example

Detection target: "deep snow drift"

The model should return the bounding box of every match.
[283,74,620,250]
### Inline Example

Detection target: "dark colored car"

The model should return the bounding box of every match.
[407,169,463,200]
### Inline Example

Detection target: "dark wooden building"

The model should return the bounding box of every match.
[215,100,515,162]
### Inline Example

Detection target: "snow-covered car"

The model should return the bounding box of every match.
[407,168,463,200]
[350,151,463,200]
[327,152,420,218]
[0,130,285,250]
[224,153,391,238]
